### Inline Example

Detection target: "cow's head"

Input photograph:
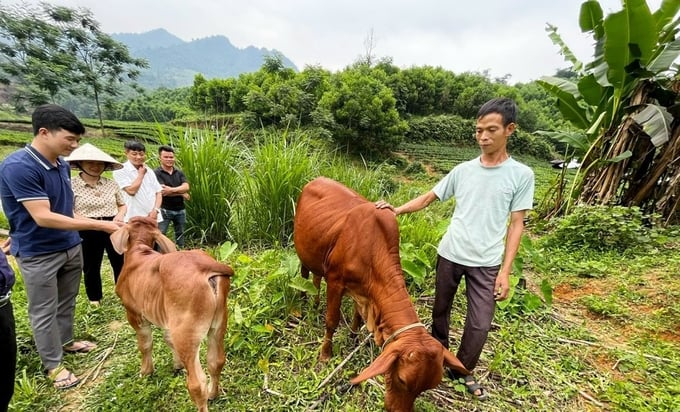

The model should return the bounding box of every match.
[110,216,177,254]
[350,331,468,412]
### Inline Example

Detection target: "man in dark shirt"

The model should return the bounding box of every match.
[154,146,190,248]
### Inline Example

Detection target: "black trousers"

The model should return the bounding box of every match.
[80,222,124,301]
[431,255,499,372]
[0,300,16,412]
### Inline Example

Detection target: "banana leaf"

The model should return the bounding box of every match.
[632,103,673,147]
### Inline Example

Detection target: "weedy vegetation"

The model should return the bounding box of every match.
[1,125,678,412]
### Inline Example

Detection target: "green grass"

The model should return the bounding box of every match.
[2,126,679,411]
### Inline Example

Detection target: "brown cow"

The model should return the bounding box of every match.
[293,177,469,412]
[110,216,234,412]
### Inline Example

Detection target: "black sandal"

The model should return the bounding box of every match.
[459,374,489,401]
[446,369,489,401]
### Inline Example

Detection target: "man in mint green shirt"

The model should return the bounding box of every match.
[376,98,534,401]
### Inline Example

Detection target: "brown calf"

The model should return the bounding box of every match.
[293,177,469,412]
[110,217,234,412]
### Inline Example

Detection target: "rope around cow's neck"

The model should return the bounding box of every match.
[381,322,426,351]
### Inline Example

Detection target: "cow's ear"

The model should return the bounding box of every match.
[154,233,177,254]
[110,227,129,254]
[442,347,469,376]
[350,349,399,384]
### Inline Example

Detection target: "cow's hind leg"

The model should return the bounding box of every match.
[126,311,154,375]
[350,303,364,344]
[207,279,229,400]
[163,330,184,371]
[301,265,322,307]
[320,281,343,362]
[206,319,226,400]
[172,328,209,412]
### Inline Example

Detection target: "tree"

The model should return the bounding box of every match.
[538,0,680,223]
[0,2,72,109]
[313,66,407,156]
[0,3,147,129]
[44,4,147,133]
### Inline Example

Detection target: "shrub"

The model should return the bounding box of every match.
[508,130,554,160]
[405,115,475,145]
[540,205,659,253]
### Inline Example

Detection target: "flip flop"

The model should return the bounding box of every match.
[49,367,80,390]
[63,340,97,353]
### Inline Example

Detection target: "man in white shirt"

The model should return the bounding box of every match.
[113,140,163,223]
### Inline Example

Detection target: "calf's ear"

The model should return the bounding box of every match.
[442,347,469,375]
[110,228,129,254]
[154,233,177,253]
[350,348,399,384]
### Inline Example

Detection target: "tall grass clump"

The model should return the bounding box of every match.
[232,129,320,247]
[321,155,396,201]
[159,126,245,244]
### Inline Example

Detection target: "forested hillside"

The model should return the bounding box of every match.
[111,29,298,89]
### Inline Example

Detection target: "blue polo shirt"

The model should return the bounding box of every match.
[0,145,81,257]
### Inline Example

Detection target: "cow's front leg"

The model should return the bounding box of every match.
[321,282,343,362]
[127,311,154,375]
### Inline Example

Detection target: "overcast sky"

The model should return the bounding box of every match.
[5,0,666,84]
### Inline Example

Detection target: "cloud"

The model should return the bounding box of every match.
[4,0,666,83]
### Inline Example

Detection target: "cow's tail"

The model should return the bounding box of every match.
[209,273,232,331]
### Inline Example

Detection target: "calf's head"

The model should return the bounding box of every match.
[351,333,468,412]
[110,216,177,254]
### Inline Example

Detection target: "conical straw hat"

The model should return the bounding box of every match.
[64,143,123,171]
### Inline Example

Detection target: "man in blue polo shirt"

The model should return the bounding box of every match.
[0,104,120,390]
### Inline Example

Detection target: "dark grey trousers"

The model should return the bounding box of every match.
[17,245,82,371]
[431,255,499,372]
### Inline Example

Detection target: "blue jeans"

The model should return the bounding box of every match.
[158,208,186,248]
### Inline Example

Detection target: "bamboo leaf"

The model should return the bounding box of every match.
[537,77,590,129]
[632,104,672,147]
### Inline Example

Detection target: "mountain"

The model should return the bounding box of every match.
[111,28,298,89]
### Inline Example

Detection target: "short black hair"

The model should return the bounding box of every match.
[124,140,146,152]
[32,104,85,136]
[477,98,518,126]
[158,145,175,155]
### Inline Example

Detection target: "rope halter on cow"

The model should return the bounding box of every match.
[381,322,426,351]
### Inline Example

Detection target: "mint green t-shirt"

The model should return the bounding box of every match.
[432,156,534,267]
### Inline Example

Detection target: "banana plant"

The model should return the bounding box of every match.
[538,0,680,215]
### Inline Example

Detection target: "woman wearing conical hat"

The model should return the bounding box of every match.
[65,144,126,306]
